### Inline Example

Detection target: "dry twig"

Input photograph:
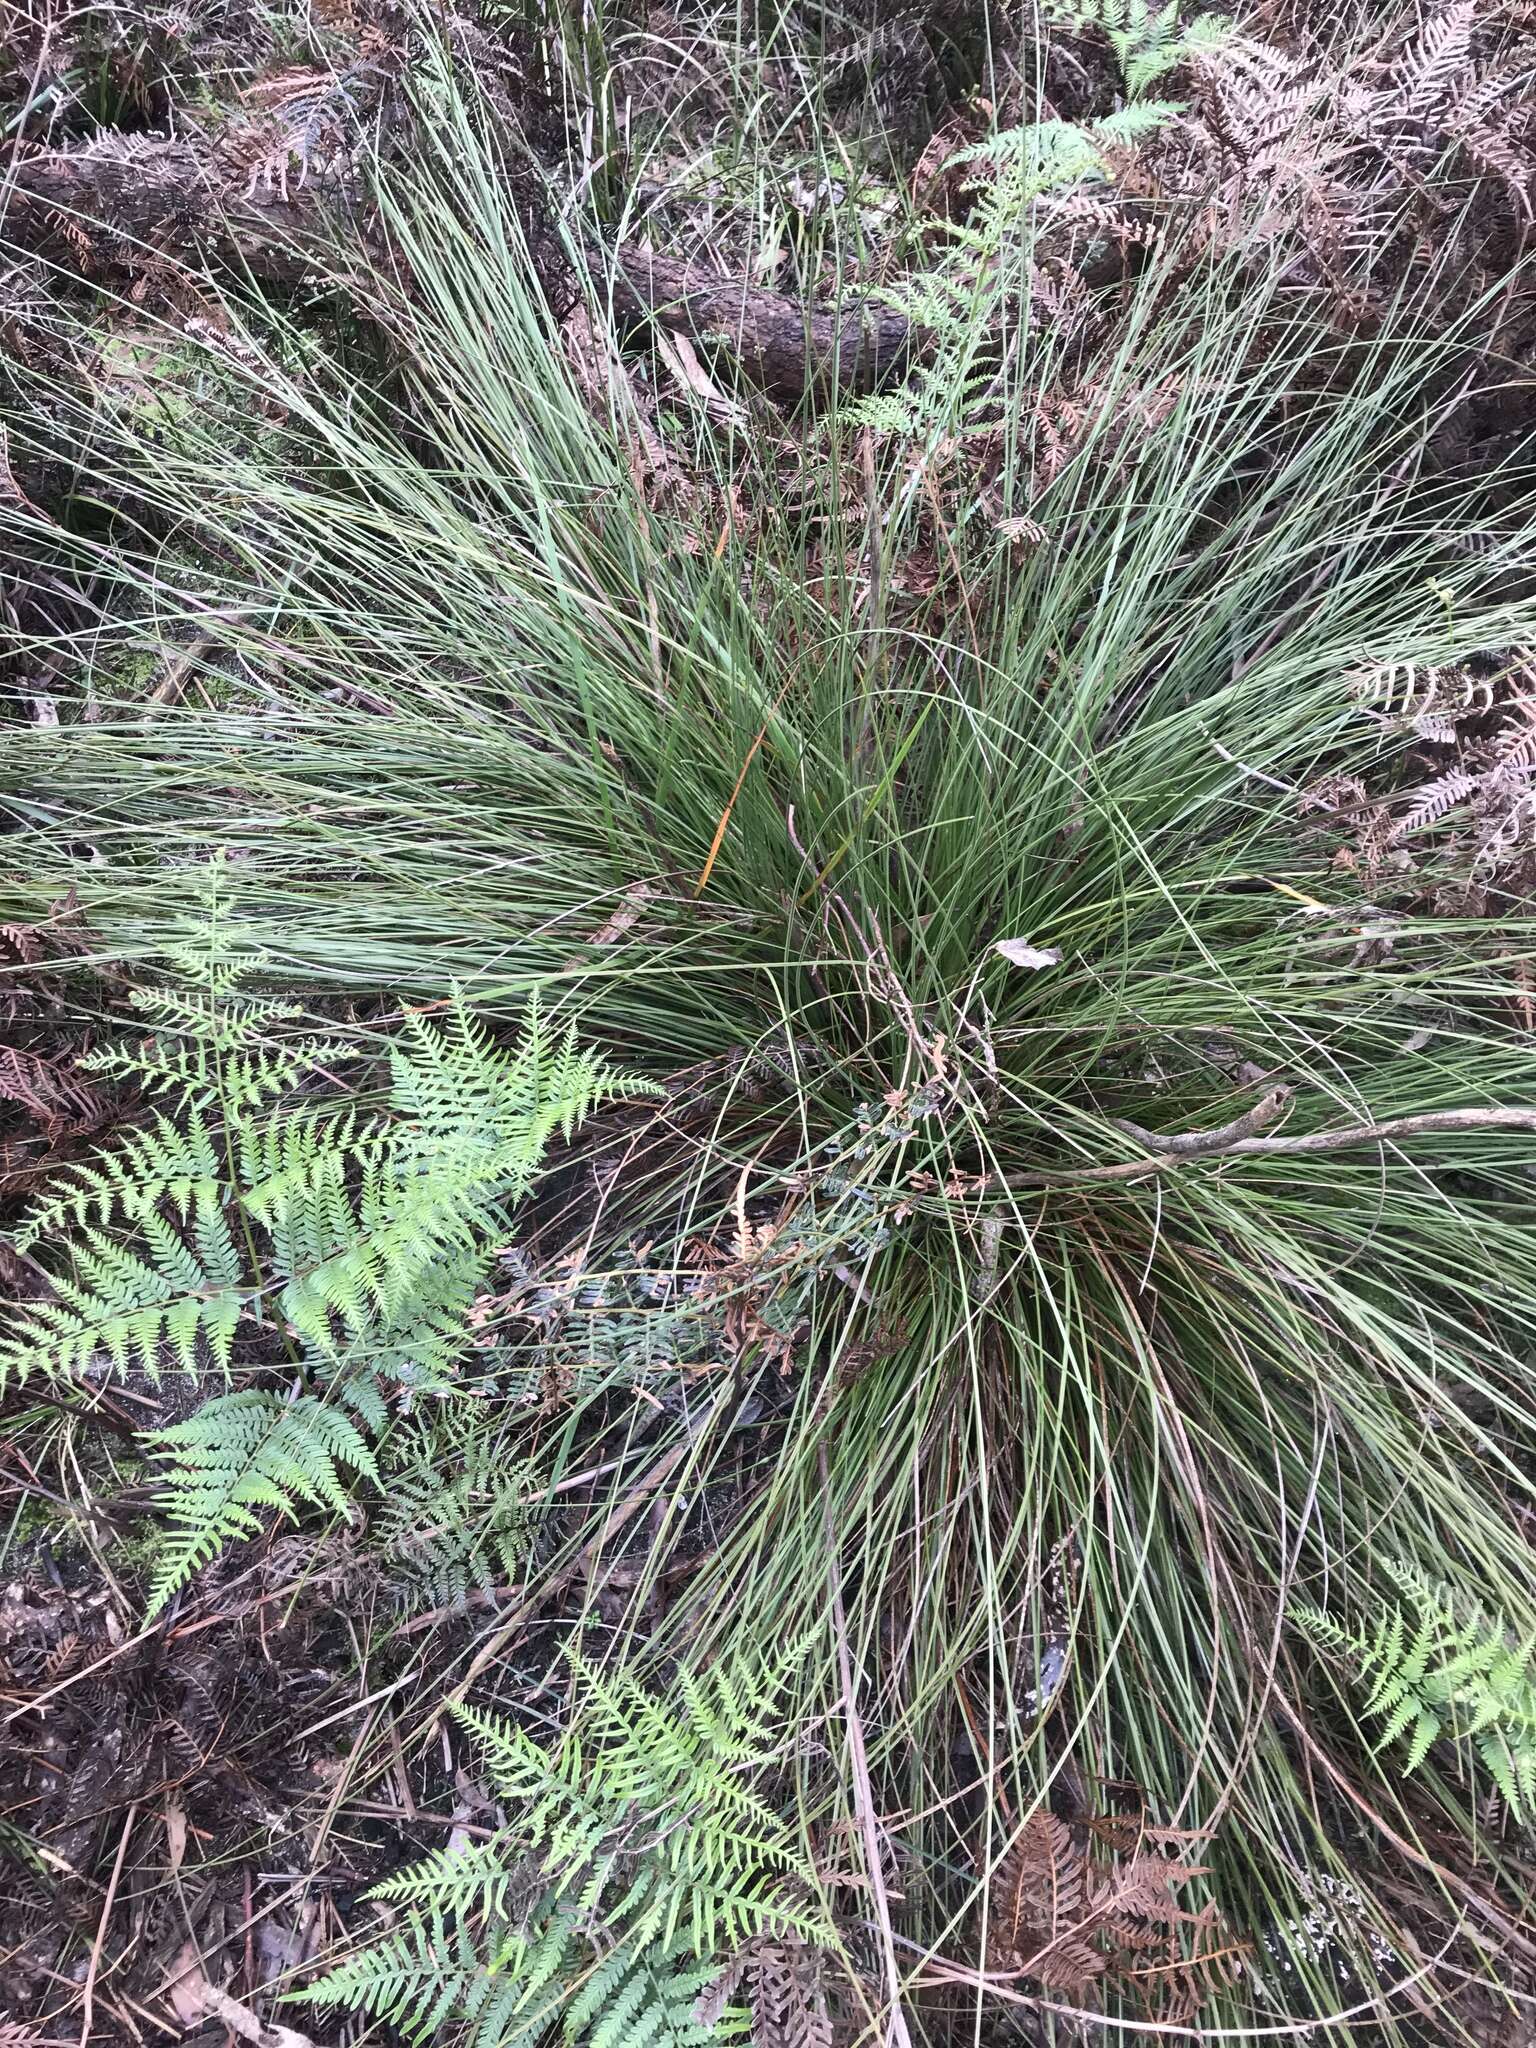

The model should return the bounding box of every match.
[1014,1099,1536,1187]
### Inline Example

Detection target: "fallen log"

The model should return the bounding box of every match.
[604,245,910,401]
[3,137,332,284]
[2,136,911,401]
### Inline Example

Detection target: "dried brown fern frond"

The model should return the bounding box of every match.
[0,1050,112,1143]
[1449,40,1536,217]
[1389,767,1480,845]
[1338,649,1536,876]
[0,899,124,1202]
[1349,660,1497,741]
[1474,689,1536,782]
[1395,0,1478,114]
[1027,257,1092,326]
[1139,1,1536,339]
[1454,36,1536,130]
[983,1807,1243,2020]
[1471,691,1536,871]
[222,60,387,199]
[0,920,43,982]
[987,1811,1095,1981]
[1476,785,1536,870]
[699,1931,838,2047]
[1194,37,1326,172]
[1126,1903,1248,2025]
[1046,188,1166,251]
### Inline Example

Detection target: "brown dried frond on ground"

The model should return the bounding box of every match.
[1310,652,1536,897]
[1143,3,1534,339]
[0,1047,110,1146]
[986,1807,1246,2023]
[0,1528,374,2034]
[960,2,1536,366]
[700,1929,842,2047]
[0,0,277,142]
[0,905,119,1203]
[222,62,389,199]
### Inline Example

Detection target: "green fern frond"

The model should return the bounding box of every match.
[1047,0,1234,95]
[1288,1602,1348,1658]
[1295,1567,1536,1819]
[302,1912,489,2039]
[305,1645,827,2043]
[1088,99,1188,146]
[15,1106,225,1248]
[573,1936,722,2048]
[83,976,350,1113]
[369,1835,533,1921]
[14,930,642,1601]
[2,1221,246,1384]
[390,993,656,1198]
[237,1104,393,1218]
[849,104,1184,454]
[145,1389,378,1613]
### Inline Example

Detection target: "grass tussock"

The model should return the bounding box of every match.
[4,3,1536,2042]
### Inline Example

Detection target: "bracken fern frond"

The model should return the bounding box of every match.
[1049,0,1235,97]
[3,930,646,1609]
[144,1389,378,1615]
[372,1410,533,1612]
[304,1644,828,2043]
[1295,1563,1536,1817]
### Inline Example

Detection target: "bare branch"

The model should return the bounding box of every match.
[1114,1084,1294,1155]
[1015,1100,1536,1188]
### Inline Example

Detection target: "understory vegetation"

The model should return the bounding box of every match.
[3,0,1536,2041]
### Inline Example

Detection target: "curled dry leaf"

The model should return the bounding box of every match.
[163,1960,318,2048]
[163,1800,187,1875]
[994,938,1062,970]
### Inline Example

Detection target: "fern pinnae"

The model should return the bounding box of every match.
[369,1833,525,1922]
[1398,1,1476,114]
[1048,0,1234,96]
[1295,1566,1536,1819]
[12,944,642,1600]
[852,102,1188,465]
[373,1410,532,1611]
[305,1645,829,2042]
[13,1106,219,1249]
[305,1913,486,2039]
[144,1389,378,1614]
[1389,769,1478,844]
